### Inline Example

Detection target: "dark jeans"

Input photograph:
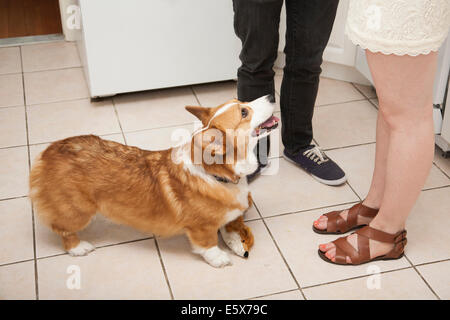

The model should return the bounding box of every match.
[233,0,339,159]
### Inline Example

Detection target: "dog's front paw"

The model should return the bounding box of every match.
[202,246,232,268]
[220,227,247,258]
[68,241,95,256]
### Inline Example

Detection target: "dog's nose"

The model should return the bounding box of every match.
[266,94,275,103]
[244,251,249,258]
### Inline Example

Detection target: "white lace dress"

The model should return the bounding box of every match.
[346,0,450,56]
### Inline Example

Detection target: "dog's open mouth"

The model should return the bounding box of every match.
[252,115,280,137]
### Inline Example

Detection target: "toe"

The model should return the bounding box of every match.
[314,215,328,230]
[325,248,336,262]
[319,242,334,252]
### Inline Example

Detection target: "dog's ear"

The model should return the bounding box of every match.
[185,106,211,125]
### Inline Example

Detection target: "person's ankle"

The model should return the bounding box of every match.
[362,197,381,210]
[369,218,405,234]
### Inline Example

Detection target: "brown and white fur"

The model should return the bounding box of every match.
[29,95,276,267]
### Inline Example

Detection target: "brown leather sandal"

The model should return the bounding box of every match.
[313,202,378,235]
[318,226,407,265]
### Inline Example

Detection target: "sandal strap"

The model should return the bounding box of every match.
[325,202,378,233]
[331,226,407,265]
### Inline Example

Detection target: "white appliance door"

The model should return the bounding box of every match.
[78,0,241,97]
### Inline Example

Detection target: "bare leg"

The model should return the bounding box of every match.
[320,51,437,262]
[314,111,390,230]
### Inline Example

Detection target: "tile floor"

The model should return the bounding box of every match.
[0,41,449,300]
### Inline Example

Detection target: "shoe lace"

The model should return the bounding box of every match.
[303,146,329,165]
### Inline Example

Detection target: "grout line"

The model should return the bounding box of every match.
[422,184,450,192]
[0,258,35,268]
[248,288,301,300]
[111,98,128,145]
[252,202,307,300]
[413,257,450,267]
[19,46,39,300]
[301,266,413,290]
[121,122,198,135]
[0,104,25,110]
[315,98,368,108]
[153,238,175,300]
[26,95,91,107]
[323,141,376,152]
[432,158,450,180]
[22,65,83,75]
[404,254,441,300]
[345,180,362,202]
[190,86,202,106]
[0,144,28,151]
[261,200,360,221]
[35,236,155,261]
[0,195,28,202]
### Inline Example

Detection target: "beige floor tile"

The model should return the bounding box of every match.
[303,268,435,300]
[264,204,410,288]
[312,100,377,149]
[21,42,81,72]
[417,261,450,299]
[0,198,34,265]
[274,68,283,76]
[192,81,237,107]
[244,205,260,221]
[405,187,450,265]
[100,133,125,145]
[114,87,198,132]
[353,83,377,99]
[24,68,89,105]
[251,159,358,217]
[252,290,304,300]
[0,146,29,199]
[194,80,280,112]
[0,73,24,107]
[34,214,151,259]
[316,78,365,106]
[38,239,171,299]
[0,47,22,75]
[27,98,120,144]
[434,148,450,177]
[158,220,297,299]
[276,77,364,106]
[0,261,36,300]
[326,144,449,199]
[125,123,200,151]
[274,75,282,96]
[0,106,27,148]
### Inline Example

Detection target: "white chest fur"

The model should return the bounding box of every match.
[222,178,249,225]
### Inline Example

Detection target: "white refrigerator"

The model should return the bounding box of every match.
[77,0,241,98]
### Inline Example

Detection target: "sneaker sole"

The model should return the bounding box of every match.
[282,154,347,186]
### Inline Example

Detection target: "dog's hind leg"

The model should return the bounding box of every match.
[57,231,95,257]
[46,207,96,257]
[186,227,232,268]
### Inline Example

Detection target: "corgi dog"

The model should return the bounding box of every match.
[29,95,279,267]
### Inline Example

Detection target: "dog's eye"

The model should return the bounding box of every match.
[241,108,248,118]
[241,240,245,243]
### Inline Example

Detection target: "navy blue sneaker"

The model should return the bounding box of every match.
[283,146,347,186]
